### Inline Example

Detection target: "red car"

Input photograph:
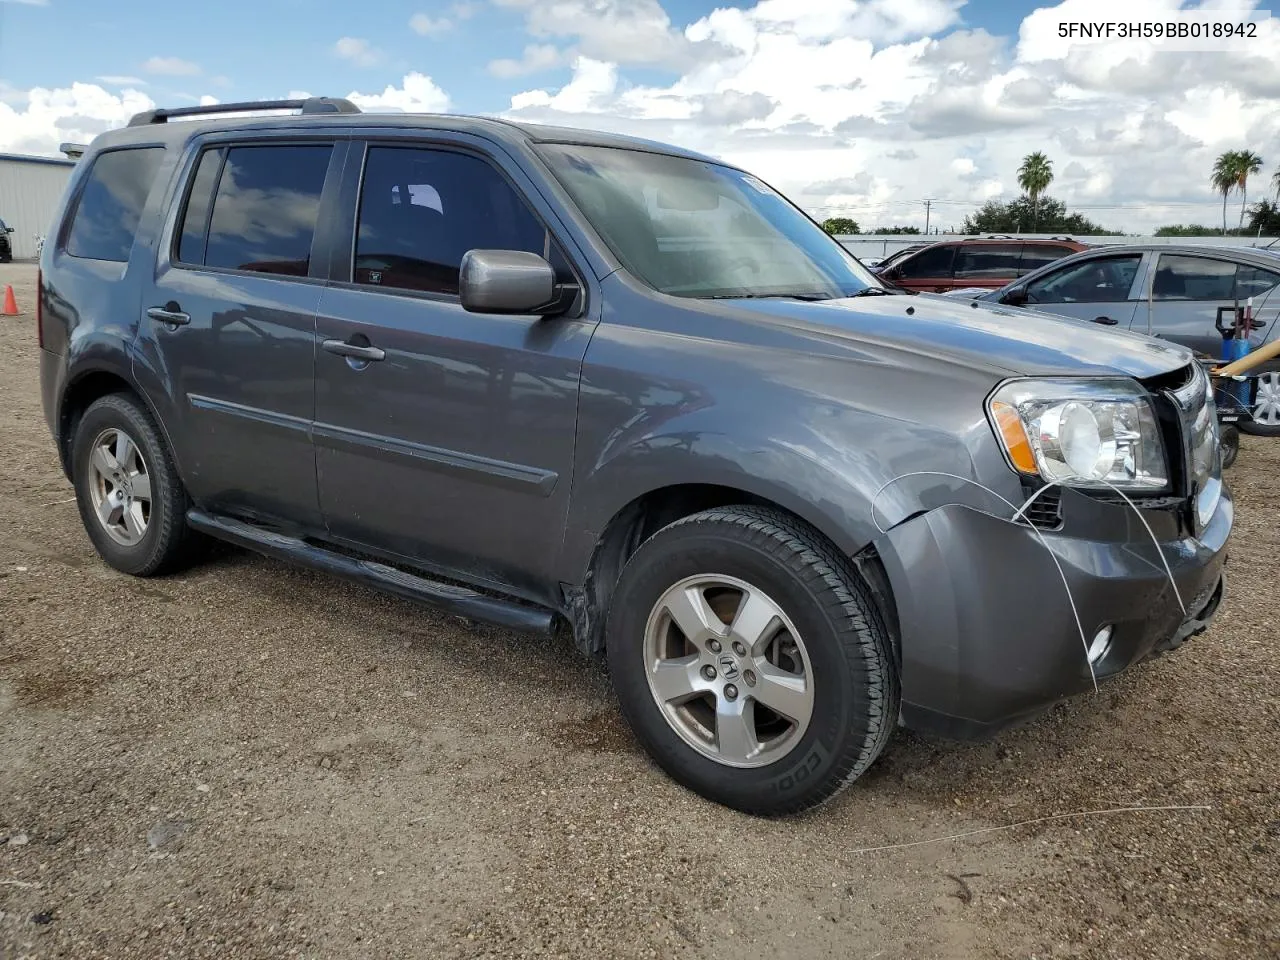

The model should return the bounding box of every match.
[873,236,1088,294]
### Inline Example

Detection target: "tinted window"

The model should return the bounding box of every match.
[201,145,332,276]
[1018,244,1075,275]
[354,146,568,295]
[954,244,1022,281]
[177,148,224,266]
[1152,255,1237,300]
[65,148,164,262]
[1237,264,1280,300]
[1027,254,1141,303]
[896,243,955,279]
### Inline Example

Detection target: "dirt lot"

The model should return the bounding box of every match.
[1,259,1277,960]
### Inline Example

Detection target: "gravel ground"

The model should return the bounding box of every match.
[1,260,1277,960]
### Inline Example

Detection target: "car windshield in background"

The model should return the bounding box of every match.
[539,144,879,300]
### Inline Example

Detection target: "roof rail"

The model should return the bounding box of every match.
[128,96,360,127]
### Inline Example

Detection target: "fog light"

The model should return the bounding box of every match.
[1087,626,1114,666]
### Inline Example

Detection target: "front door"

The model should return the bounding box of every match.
[1022,251,1145,329]
[135,139,342,529]
[313,140,595,601]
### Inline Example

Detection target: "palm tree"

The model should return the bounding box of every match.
[1212,151,1238,235]
[1234,150,1263,230]
[1272,164,1280,200]
[1017,152,1054,231]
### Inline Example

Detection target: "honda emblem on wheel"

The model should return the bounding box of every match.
[718,654,740,681]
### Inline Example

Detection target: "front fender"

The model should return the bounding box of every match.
[557,396,1003,587]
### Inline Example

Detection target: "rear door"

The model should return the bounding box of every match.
[948,243,1023,292]
[1140,252,1280,356]
[135,136,345,529]
[311,135,595,601]
[1022,252,1145,329]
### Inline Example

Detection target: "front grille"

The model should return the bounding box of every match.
[1156,362,1221,531]
[1024,489,1063,530]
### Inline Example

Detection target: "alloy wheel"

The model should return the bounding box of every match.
[86,427,152,546]
[642,574,814,769]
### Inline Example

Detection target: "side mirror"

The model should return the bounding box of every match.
[459,250,565,315]
[1001,286,1028,306]
[4,227,13,234]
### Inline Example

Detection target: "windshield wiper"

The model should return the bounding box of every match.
[703,293,835,302]
[846,287,897,297]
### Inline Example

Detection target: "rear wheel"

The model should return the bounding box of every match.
[606,506,898,816]
[72,393,194,576]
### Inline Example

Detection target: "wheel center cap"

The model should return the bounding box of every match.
[717,654,740,681]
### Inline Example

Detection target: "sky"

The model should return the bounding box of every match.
[1,0,1278,233]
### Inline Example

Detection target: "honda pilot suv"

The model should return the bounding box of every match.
[38,98,1231,816]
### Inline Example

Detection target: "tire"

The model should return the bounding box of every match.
[71,392,194,576]
[606,505,899,816]
[1239,371,1280,437]
[1220,424,1239,469]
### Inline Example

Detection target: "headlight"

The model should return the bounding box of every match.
[988,378,1168,489]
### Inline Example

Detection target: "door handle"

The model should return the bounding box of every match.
[146,305,190,327]
[1091,315,1118,326]
[322,338,385,362]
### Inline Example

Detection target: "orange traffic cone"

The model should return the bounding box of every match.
[1,285,17,316]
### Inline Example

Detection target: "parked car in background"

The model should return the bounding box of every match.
[957,244,1280,436]
[866,243,927,274]
[0,217,13,262]
[872,236,1087,294]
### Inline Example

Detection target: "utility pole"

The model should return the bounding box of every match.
[923,199,933,235]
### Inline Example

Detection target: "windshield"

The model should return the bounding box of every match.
[539,144,879,300]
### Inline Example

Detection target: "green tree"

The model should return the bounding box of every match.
[1211,151,1239,236]
[961,195,1118,235]
[1154,224,1230,237]
[1017,152,1054,231]
[869,225,921,235]
[1247,199,1280,235]
[821,217,859,235]
[1235,150,1264,229]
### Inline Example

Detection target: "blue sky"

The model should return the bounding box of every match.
[0,0,1026,109]
[1,0,1277,232]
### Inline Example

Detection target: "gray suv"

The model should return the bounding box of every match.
[38,98,1231,815]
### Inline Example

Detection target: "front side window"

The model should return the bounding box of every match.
[896,244,956,280]
[953,244,1022,282]
[539,144,878,299]
[1151,255,1238,301]
[1027,254,1142,304]
[353,146,569,295]
[66,147,165,262]
[177,144,332,276]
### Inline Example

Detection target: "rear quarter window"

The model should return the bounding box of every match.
[65,147,165,262]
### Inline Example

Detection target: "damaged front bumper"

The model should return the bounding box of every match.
[876,485,1233,740]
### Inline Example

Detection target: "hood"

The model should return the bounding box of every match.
[708,291,1192,380]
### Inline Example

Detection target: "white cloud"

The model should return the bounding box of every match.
[500,0,1280,232]
[333,37,383,67]
[0,0,50,5]
[0,82,156,155]
[410,13,452,36]
[96,75,147,87]
[346,72,450,113]
[489,44,564,78]
[142,56,201,76]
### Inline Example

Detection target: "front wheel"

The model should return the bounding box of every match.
[606,506,899,816]
[1239,371,1280,437]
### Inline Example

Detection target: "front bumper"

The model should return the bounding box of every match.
[878,485,1232,740]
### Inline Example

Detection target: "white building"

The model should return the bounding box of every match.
[0,149,78,260]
